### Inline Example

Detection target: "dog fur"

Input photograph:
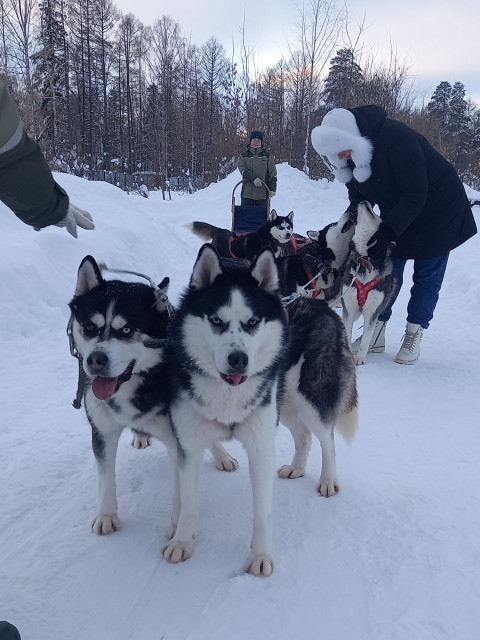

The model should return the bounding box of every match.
[68,256,237,537]
[162,244,358,576]
[341,201,396,365]
[187,210,294,259]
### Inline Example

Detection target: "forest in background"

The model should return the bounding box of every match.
[2,0,480,193]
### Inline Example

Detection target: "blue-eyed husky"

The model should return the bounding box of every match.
[163,244,358,576]
[68,256,236,537]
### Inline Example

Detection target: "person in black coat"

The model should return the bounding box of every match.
[311,105,477,364]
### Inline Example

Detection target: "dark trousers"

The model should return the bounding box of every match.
[0,622,21,640]
[378,254,449,329]
[240,198,268,207]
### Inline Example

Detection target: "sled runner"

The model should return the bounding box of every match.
[231,179,271,233]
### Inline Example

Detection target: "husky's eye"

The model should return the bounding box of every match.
[121,326,132,335]
[248,317,259,327]
[84,322,98,335]
[209,315,223,327]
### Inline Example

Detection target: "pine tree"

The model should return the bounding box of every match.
[32,0,67,158]
[322,48,363,109]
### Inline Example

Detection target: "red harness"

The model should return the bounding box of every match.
[304,268,323,299]
[289,235,312,252]
[354,278,382,307]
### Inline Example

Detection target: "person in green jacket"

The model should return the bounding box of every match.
[0,81,94,237]
[237,131,277,206]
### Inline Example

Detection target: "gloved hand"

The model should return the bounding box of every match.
[55,203,95,238]
[253,177,263,187]
[269,191,276,197]
[366,222,396,262]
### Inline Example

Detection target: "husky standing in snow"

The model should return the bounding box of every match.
[68,255,237,537]
[341,201,396,365]
[162,244,358,576]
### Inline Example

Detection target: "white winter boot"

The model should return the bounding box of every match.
[395,322,423,365]
[351,320,387,354]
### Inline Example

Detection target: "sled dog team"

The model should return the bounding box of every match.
[69,201,392,576]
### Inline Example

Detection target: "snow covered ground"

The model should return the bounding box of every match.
[1,164,479,640]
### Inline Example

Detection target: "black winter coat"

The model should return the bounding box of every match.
[346,105,477,259]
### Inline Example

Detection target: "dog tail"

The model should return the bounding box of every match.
[185,221,222,241]
[335,404,358,444]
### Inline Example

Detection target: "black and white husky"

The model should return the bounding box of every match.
[187,209,294,259]
[68,256,236,537]
[276,206,357,301]
[163,244,358,576]
[341,201,396,365]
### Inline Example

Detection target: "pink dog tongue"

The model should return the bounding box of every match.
[92,376,119,400]
[226,374,244,386]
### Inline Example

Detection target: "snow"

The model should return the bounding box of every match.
[1,164,479,640]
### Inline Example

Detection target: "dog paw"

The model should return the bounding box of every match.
[92,513,119,535]
[215,454,239,472]
[131,434,151,449]
[317,477,339,497]
[355,357,366,366]
[246,553,274,577]
[277,464,304,479]
[162,539,194,563]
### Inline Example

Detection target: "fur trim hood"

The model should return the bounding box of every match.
[311,108,374,183]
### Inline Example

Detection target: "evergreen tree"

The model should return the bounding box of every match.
[426,81,452,128]
[323,48,363,109]
[32,0,67,158]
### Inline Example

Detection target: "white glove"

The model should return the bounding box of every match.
[55,203,95,238]
[269,191,276,197]
[253,177,263,187]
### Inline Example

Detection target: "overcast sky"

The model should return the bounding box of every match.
[113,0,480,105]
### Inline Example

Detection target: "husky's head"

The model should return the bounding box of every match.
[268,210,294,244]
[306,207,356,269]
[351,201,382,255]
[69,255,171,400]
[178,244,287,387]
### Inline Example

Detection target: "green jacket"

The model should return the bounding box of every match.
[0,81,68,228]
[237,146,277,200]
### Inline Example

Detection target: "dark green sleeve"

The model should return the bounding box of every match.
[0,130,69,228]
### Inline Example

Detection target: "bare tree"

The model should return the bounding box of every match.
[290,0,345,174]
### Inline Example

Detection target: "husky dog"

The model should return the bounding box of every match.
[341,201,396,365]
[162,244,358,576]
[276,206,357,301]
[278,296,358,495]
[69,255,236,537]
[187,209,294,259]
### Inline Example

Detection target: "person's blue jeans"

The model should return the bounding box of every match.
[378,254,449,329]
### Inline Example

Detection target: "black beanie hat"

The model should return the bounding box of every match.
[250,130,264,143]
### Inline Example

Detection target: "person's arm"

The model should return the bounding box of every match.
[0,81,94,235]
[266,153,277,193]
[237,153,256,182]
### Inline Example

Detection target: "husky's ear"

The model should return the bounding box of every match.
[190,244,222,290]
[75,255,104,295]
[250,248,279,294]
[270,209,277,220]
[288,211,294,223]
[307,230,319,241]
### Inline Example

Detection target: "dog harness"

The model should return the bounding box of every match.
[353,278,382,308]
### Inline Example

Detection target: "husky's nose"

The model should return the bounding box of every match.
[87,351,108,372]
[228,350,248,373]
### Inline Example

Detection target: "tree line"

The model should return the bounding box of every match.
[1,0,479,193]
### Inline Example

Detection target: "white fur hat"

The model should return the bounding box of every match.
[311,108,373,183]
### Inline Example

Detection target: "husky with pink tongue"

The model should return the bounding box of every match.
[163,243,358,578]
[69,255,237,540]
